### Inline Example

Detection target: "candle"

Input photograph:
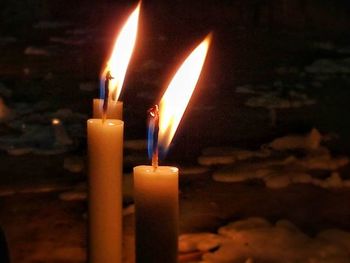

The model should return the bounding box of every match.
[87,119,123,263]
[134,34,212,263]
[93,3,140,119]
[87,4,140,261]
[134,165,179,262]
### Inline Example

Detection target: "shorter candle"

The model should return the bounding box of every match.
[92,98,123,119]
[87,119,123,263]
[133,35,212,263]
[134,166,179,263]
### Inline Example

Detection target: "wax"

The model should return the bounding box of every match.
[93,98,123,119]
[87,119,124,263]
[133,165,179,263]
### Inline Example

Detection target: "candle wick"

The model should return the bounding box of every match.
[152,150,158,171]
[148,105,159,170]
[102,71,114,122]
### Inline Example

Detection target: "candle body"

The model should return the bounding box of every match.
[134,165,179,263]
[87,119,124,263]
[93,98,123,120]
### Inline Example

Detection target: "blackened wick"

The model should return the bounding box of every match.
[148,105,159,169]
[102,71,114,121]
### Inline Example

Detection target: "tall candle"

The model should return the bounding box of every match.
[87,119,123,263]
[133,35,211,263]
[87,4,139,262]
[134,166,178,263]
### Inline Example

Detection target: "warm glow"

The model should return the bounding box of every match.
[158,34,212,151]
[52,118,61,125]
[101,3,140,101]
[0,98,9,120]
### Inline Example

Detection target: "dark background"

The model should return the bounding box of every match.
[1,0,350,156]
[1,1,350,262]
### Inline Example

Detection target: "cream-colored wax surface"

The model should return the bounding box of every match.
[93,98,123,120]
[87,119,124,263]
[134,165,179,263]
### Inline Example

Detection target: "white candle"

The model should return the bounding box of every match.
[87,119,123,263]
[87,3,140,262]
[92,98,123,119]
[134,165,178,263]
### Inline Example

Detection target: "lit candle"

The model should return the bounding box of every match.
[134,34,212,263]
[87,3,140,262]
[87,119,123,263]
[93,3,140,119]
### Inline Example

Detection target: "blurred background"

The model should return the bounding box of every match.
[1,0,350,262]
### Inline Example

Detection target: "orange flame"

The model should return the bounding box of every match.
[101,3,140,101]
[158,34,212,151]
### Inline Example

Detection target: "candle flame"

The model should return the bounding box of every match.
[100,2,140,101]
[158,34,212,154]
